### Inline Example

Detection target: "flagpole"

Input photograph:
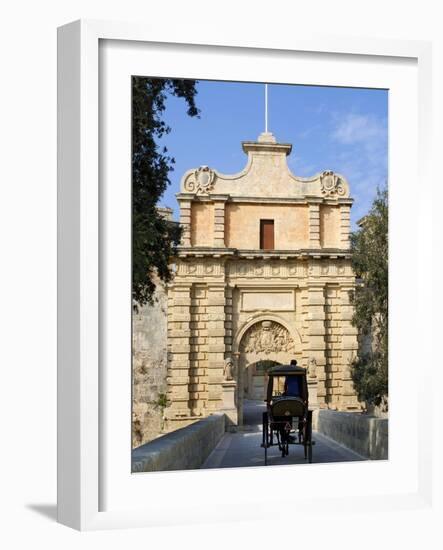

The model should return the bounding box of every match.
[265,83,268,133]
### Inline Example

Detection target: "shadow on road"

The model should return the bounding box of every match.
[202,399,367,469]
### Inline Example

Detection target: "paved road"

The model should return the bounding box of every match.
[201,400,365,469]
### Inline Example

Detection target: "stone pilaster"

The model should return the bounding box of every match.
[338,286,360,410]
[307,377,319,409]
[221,285,237,423]
[221,381,237,425]
[188,285,209,417]
[213,196,228,247]
[236,352,246,426]
[164,284,192,429]
[224,285,233,354]
[339,205,351,250]
[178,198,192,246]
[305,281,327,408]
[308,202,321,249]
[206,284,226,413]
[324,285,342,409]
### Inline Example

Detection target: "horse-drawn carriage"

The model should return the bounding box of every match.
[261,360,314,465]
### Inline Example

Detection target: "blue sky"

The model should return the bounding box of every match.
[157,80,388,229]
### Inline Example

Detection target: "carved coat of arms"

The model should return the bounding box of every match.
[241,321,295,355]
[320,170,345,197]
[184,165,215,194]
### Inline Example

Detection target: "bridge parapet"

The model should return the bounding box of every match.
[132,413,226,472]
[314,409,388,459]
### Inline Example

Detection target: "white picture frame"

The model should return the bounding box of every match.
[58,19,436,532]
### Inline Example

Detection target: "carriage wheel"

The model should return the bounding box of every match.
[306,411,313,463]
[262,412,268,446]
[302,420,308,459]
[277,429,284,457]
[263,412,269,466]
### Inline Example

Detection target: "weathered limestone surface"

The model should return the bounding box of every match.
[225,203,309,249]
[133,132,363,442]
[132,280,168,448]
[132,413,226,472]
[164,132,361,432]
[180,133,351,199]
[316,409,388,459]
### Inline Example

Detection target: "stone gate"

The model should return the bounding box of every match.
[164,131,360,432]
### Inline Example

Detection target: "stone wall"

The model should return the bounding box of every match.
[315,409,388,459]
[324,285,359,410]
[225,203,309,249]
[132,413,226,472]
[132,280,168,448]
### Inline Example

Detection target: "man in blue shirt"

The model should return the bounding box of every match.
[284,375,301,397]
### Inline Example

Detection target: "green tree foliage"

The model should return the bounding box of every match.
[132,77,199,309]
[350,187,388,408]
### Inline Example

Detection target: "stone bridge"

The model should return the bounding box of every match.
[201,401,365,469]
[132,400,387,472]
[132,131,389,466]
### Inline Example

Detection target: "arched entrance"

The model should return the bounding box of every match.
[244,360,280,400]
[234,318,302,425]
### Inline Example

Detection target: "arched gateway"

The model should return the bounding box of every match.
[164,132,361,432]
[235,319,301,424]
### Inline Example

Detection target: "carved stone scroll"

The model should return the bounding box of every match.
[184,166,215,194]
[320,170,346,197]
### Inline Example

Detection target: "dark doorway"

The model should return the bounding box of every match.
[244,360,280,400]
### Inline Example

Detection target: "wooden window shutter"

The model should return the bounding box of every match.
[260,219,274,250]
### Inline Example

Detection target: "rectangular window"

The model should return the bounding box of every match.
[260,219,274,250]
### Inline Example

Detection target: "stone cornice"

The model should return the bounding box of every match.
[241,140,292,156]
[175,193,354,206]
[175,247,352,260]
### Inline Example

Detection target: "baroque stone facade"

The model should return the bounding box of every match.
[164,132,361,432]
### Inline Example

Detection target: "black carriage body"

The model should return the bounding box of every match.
[262,361,314,464]
[266,364,308,422]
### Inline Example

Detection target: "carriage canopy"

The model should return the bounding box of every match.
[266,363,308,403]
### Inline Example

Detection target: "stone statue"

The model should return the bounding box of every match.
[308,357,317,379]
[224,357,235,381]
